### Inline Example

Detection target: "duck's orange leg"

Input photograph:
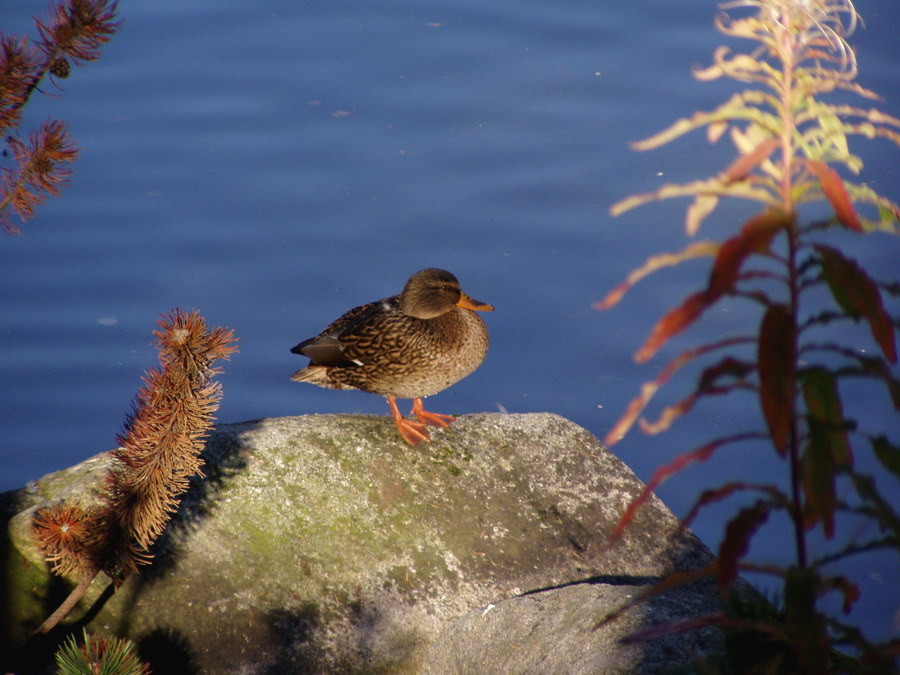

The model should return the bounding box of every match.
[387,397,430,445]
[411,397,456,428]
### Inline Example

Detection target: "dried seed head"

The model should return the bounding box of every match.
[50,57,71,78]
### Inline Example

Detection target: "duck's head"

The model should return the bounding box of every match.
[400,268,494,319]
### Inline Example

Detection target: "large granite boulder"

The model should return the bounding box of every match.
[2,413,727,673]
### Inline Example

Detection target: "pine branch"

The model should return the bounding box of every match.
[55,628,151,675]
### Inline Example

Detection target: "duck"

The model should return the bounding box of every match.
[290,268,493,445]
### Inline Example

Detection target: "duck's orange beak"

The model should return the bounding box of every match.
[456,292,494,311]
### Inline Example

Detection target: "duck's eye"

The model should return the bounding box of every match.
[438,285,450,292]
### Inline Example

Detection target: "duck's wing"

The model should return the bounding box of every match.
[291,296,401,366]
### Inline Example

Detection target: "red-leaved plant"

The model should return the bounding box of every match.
[596,0,898,671]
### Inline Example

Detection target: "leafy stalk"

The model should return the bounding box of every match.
[598,0,898,669]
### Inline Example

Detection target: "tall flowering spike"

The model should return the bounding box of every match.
[610,0,900,232]
[30,309,236,639]
[107,309,238,556]
[719,0,858,79]
[596,0,898,666]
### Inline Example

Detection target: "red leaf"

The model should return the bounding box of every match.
[604,337,753,446]
[758,304,796,457]
[681,483,752,533]
[805,160,862,232]
[596,279,632,312]
[629,211,788,365]
[609,433,760,543]
[605,381,659,445]
[815,244,897,363]
[824,575,861,614]
[635,291,709,363]
[699,355,755,389]
[639,356,754,435]
[680,482,786,533]
[610,443,717,542]
[707,210,788,301]
[718,500,772,590]
[722,138,779,183]
[638,394,697,435]
[595,241,718,310]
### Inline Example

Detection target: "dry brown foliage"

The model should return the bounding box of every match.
[30,309,237,633]
[0,0,119,234]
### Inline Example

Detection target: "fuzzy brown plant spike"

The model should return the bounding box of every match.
[31,503,93,579]
[0,37,39,132]
[0,0,119,234]
[30,309,237,635]
[1,120,79,232]
[108,310,238,557]
[36,0,119,75]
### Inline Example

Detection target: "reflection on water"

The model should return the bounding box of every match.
[2,0,898,642]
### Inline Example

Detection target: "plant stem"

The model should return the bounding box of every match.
[785,221,807,570]
[778,15,808,571]
[33,571,97,635]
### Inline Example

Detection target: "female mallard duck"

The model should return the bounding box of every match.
[290,268,493,445]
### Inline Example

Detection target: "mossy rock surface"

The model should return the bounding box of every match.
[2,413,723,673]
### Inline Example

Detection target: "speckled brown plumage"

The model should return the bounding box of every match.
[290,268,492,445]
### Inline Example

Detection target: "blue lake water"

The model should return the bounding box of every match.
[2,0,898,643]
